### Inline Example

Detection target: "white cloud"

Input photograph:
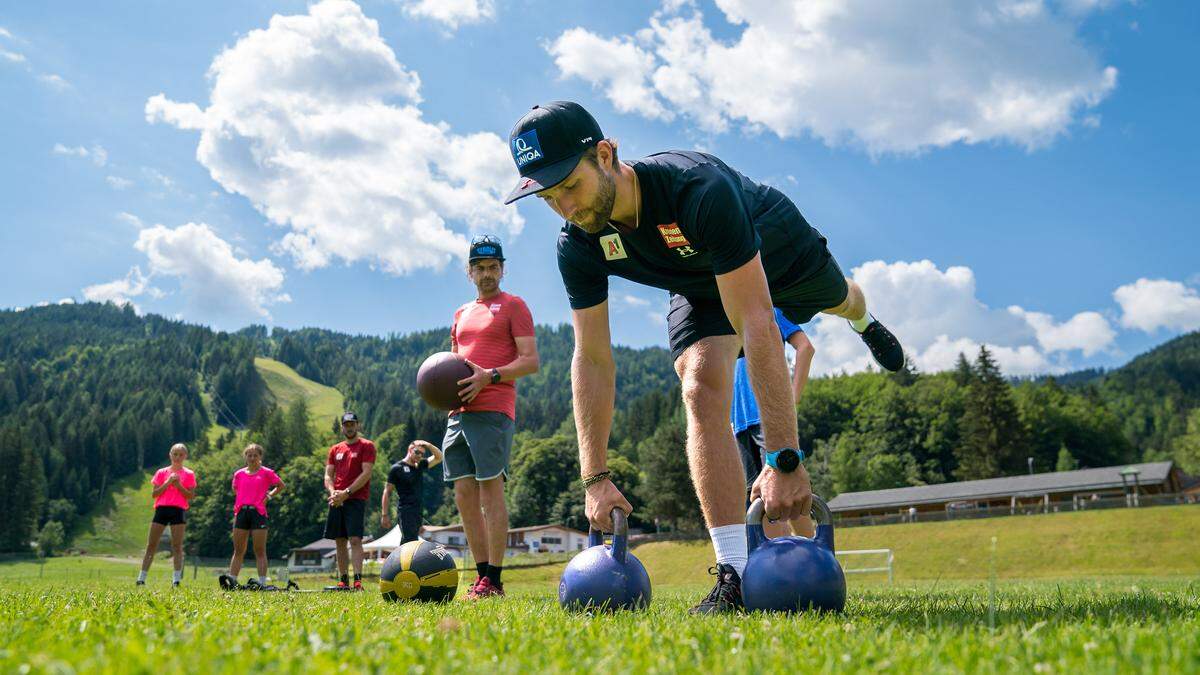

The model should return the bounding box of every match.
[399,0,495,29]
[107,176,134,190]
[53,143,107,167]
[84,223,289,321]
[804,259,1115,377]
[82,266,156,310]
[146,0,521,275]
[1006,306,1115,356]
[0,26,13,40]
[141,167,173,189]
[548,29,672,121]
[1,48,25,63]
[116,212,144,228]
[39,73,70,90]
[1113,278,1200,333]
[549,0,1120,154]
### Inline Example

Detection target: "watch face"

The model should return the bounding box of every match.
[777,449,800,473]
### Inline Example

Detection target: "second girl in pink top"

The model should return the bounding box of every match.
[224,443,284,587]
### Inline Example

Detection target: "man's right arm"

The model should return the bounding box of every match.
[571,301,631,530]
[788,331,815,403]
[323,463,336,495]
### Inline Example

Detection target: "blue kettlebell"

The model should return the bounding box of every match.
[558,509,651,611]
[743,494,846,612]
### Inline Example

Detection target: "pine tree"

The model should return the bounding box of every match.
[954,346,1029,480]
[636,410,702,530]
[1055,444,1079,472]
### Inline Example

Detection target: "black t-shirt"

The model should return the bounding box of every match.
[387,459,428,507]
[557,150,828,309]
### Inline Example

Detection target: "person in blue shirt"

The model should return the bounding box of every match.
[732,309,815,539]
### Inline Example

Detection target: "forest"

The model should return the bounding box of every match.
[1,302,1197,555]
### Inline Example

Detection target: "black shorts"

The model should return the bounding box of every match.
[233,505,268,530]
[152,506,187,526]
[665,254,848,361]
[736,424,767,496]
[324,499,366,539]
[398,505,422,544]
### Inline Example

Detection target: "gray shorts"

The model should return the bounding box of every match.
[442,412,515,482]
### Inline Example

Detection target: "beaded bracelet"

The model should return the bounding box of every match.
[581,470,612,489]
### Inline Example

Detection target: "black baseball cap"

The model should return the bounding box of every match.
[503,101,604,204]
[469,235,505,262]
[341,412,359,424]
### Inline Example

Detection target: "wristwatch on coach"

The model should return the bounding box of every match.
[765,447,804,473]
[490,368,501,384]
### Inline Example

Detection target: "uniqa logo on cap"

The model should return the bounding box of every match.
[513,130,543,168]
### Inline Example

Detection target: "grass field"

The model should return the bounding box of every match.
[6,506,1199,672]
[0,575,1195,673]
[638,504,1200,585]
[254,357,344,430]
[72,471,154,555]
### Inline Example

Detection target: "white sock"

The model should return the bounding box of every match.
[258,576,268,585]
[173,569,183,583]
[709,524,748,578]
[137,570,147,583]
[849,306,872,333]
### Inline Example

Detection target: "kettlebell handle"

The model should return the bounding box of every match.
[745,495,835,553]
[587,508,630,564]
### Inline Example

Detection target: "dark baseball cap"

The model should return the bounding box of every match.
[341,412,359,423]
[503,101,604,204]
[469,235,505,262]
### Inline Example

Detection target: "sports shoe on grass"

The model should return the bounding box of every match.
[856,318,904,372]
[352,580,364,591]
[470,576,505,599]
[464,576,485,600]
[689,564,745,615]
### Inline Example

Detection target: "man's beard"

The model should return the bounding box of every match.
[572,166,617,234]
[343,430,357,440]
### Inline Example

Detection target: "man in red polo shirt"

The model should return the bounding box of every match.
[324,412,376,590]
[444,235,539,599]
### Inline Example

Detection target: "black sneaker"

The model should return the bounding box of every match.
[857,319,904,372]
[689,564,744,615]
[218,574,241,591]
[135,579,145,586]
[172,581,180,588]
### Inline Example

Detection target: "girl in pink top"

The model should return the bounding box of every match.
[225,443,285,587]
[138,443,197,586]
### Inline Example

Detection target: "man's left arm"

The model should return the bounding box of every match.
[459,301,539,401]
[715,253,811,522]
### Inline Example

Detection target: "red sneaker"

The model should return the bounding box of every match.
[335,581,350,590]
[463,576,485,600]
[472,576,505,599]
[353,580,363,591]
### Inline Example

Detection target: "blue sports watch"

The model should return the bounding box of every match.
[765,447,804,473]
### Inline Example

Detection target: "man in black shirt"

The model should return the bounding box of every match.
[502,101,905,614]
[382,440,443,544]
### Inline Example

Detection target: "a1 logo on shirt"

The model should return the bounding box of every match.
[600,233,628,261]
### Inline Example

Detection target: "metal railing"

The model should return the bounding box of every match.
[832,491,1199,528]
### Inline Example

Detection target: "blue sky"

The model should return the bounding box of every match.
[2,1,1197,376]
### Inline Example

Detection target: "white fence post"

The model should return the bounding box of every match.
[834,548,895,584]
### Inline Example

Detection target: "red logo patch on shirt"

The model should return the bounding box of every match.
[657,223,691,249]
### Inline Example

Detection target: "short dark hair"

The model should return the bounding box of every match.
[583,138,619,170]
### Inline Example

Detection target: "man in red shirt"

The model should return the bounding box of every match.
[443,235,539,599]
[323,412,376,590]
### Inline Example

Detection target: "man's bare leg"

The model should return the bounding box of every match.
[824,277,904,372]
[676,335,745,531]
[454,478,489,570]
[479,477,509,587]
